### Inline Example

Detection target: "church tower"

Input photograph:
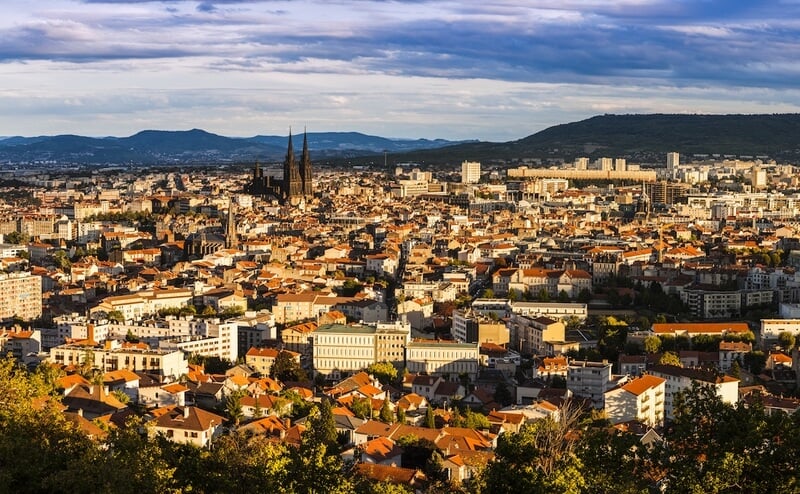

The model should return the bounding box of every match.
[283,130,303,202]
[299,129,314,198]
[225,199,237,249]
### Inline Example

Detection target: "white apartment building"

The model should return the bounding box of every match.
[567,360,617,408]
[161,319,238,362]
[604,374,666,427]
[312,324,377,379]
[89,288,194,322]
[760,319,800,348]
[0,243,28,259]
[405,340,480,380]
[312,322,413,378]
[649,364,739,420]
[510,301,588,321]
[0,272,42,321]
[49,341,188,379]
[461,161,481,184]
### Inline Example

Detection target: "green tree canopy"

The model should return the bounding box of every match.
[658,351,682,367]
[366,361,398,385]
[270,351,308,383]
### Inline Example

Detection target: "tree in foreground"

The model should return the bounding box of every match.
[475,402,585,494]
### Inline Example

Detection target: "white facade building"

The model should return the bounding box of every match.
[604,374,666,427]
[649,364,739,420]
[461,161,481,184]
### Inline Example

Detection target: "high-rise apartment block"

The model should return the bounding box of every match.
[461,161,481,184]
[0,272,43,321]
[667,152,679,177]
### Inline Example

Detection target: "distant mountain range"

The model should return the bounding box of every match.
[0,129,475,165]
[383,113,800,165]
[3,114,800,166]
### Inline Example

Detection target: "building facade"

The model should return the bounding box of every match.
[0,272,42,321]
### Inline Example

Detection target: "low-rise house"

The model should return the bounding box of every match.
[138,382,188,408]
[361,436,403,466]
[62,383,128,419]
[719,341,751,371]
[246,347,301,376]
[151,405,225,447]
[102,369,140,403]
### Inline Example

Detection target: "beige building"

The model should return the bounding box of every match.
[49,341,188,379]
[245,347,301,376]
[0,272,42,321]
[313,324,377,379]
[604,374,666,427]
[282,321,319,357]
[405,340,480,380]
[451,308,509,346]
[507,313,565,355]
[151,406,225,448]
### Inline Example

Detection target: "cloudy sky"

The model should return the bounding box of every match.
[2,0,800,141]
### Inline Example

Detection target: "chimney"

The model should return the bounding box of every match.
[283,417,291,429]
[77,408,83,418]
[183,406,190,419]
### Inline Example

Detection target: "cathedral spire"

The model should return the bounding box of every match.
[283,127,302,201]
[300,127,313,198]
[225,198,236,249]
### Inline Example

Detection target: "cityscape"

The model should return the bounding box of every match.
[3,1,800,493]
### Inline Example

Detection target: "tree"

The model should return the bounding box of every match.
[225,389,245,426]
[366,361,398,385]
[107,310,125,323]
[730,360,741,379]
[287,402,353,493]
[396,406,406,424]
[744,350,767,374]
[5,231,30,245]
[778,331,796,351]
[493,382,513,407]
[462,408,490,430]
[579,427,650,494]
[658,351,682,367]
[111,389,130,404]
[643,335,662,354]
[476,403,585,494]
[536,288,550,302]
[379,397,394,424]
[270,351,308,383]
[425,406,436,429]
[52,250,71,270]
[577,288,592,303]
[352,396,372,419]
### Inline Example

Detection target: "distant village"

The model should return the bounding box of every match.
[2,140,800,490]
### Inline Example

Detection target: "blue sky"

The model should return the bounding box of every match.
[2,0,800,141]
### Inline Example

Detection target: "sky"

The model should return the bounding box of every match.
[2,0,800,141]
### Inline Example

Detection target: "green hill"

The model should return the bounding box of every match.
[377,113,800,166]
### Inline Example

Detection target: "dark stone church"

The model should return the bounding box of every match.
[246,131,314,205]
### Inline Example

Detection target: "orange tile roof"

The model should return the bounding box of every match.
[652,322,750,335]
[620,375,665,396]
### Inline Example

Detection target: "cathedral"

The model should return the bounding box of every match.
[247,130,314,205]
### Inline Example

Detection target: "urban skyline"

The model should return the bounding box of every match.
[2,1,800,141]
